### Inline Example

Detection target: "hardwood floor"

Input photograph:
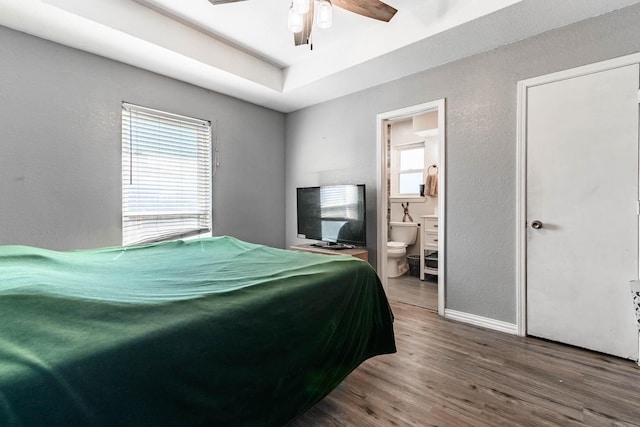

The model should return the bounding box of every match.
[291,301,640,426]
[386,274,437,312]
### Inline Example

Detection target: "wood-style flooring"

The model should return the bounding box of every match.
[291,301,640,426]
[386,274,437,312]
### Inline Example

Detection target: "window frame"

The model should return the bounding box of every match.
[121,102,213,246]
[390,141,427,201]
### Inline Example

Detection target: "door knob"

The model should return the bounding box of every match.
[531,220,543,230]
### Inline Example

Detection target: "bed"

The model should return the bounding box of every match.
[0,236,396,426]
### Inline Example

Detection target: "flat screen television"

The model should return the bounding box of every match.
[296,184,366,248]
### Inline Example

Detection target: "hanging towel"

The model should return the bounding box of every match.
[426,165,438,197]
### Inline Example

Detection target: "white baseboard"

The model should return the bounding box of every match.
[445,309,518,335]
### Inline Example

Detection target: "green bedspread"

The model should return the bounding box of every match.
[0,236,396,426]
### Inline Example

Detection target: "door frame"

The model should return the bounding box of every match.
[376,99,446,315]
[515,53,640,337]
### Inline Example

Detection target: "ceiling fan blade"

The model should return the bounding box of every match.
[331,0,397,22]
[208,0,247,5]
[294,0,315,46]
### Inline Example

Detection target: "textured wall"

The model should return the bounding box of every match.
[285,3,640,323]
[0,26,285,250]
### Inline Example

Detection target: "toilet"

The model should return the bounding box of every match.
[387,222,418,278]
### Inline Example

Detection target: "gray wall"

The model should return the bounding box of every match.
[4,4,640,325]
[0,26,285,251]
[285,4,640,323]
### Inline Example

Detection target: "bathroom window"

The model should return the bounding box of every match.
[390,142,425,199]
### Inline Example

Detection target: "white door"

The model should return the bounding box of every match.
[526,64,639,359]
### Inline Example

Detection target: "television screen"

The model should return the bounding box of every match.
[296,184,366,247]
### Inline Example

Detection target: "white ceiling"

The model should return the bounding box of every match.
[0,0,638,112]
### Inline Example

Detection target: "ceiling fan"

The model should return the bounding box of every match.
[207,0,397,48]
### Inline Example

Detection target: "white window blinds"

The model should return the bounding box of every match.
[122,103,212,246]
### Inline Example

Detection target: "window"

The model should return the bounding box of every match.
[391,142,425,198]
[122,103,212,246]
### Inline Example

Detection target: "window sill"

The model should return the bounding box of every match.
[390,196,426,203]
[183,231,212,241]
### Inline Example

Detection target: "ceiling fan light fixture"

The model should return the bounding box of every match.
[292,0,310,15]
[316,0,333,29]
[288,6,304,33]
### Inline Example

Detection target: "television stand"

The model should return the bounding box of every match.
[290,244,368,262]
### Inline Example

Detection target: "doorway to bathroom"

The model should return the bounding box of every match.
[376,100,445,315]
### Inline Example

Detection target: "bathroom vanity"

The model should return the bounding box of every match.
[420,214,438,279]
